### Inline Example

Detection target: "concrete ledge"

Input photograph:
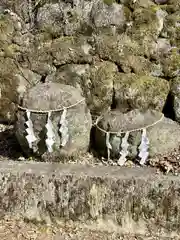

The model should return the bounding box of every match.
[0,161,179,237]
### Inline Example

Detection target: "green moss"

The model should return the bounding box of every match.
[103,0,114,6]
[162,48,180,77]
[114,73,170,111]
[58,36,75,42]
[162,12,180,47]
[42,25,62,39]
[150,5,161,13]
[130,7,162,40]
[95,34,144,64]
[0,15,14,41]
[3,44,20,58]
[68,11,79,23]
[123,6,132,21]
[82,61,117,114]
[133,8,157,24]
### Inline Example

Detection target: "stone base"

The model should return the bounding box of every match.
[0,161,179,238]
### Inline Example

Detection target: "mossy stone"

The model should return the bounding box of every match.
[114,73,170,112]
[161,48,180,77]
[129,7,166,41]
[51,36,93,66]
[0,14,14,42]
[103,0,114,6]
[81,61,118,115]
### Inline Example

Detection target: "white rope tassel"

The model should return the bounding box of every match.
[118,131,129,166]
[106,132,112,160]
[45,112,56,152]
[25,110,37,149]
[59,108,69,147]
[138,128,149,165]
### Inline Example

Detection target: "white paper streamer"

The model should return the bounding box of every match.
[118,131,129,166]
[138,128,149,165]
[106,132,112,160]
[25,110,37,149]
[45,112,56,152]
[59,108,69,147]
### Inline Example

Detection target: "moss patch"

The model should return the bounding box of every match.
[114,73,170,112]
[81,61,118,115]
[161,48,180,77]
[103,0,114,6]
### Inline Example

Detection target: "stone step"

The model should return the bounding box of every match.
[0,161,179,238]
[0,217,177,240]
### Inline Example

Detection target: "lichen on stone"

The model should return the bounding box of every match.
[103,0,114,6]
[113,73,170,112]
[161,48,180,77]
[81,61,117,115]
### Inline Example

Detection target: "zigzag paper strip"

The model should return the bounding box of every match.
[45,112,56,152]
[59,108,69,147]
[138,128,149,165]
[106,132,112,160]
[25,110,37,149]
[118,131,129,166]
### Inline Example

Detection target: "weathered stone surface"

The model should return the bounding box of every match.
[19,39,56,76]
[51,36,94,66]
[15,82,92,160]
[117,0,155,10]
[50,64,90,93]
[113,73,169,112]
[161,11,180,45]
[93,109,180,159]
[81,61,117,115]
[0,57,39,123]
[149,38,172,61]
[90,1,128,31]
[94,34,146,72]
[161,48,180,78]
[0,58,18,123]
[0,161,180,237]
[0,0,34,25]
[0,9,29,48]
[36,0,129,36]
[36,1,90,37]
[94,34,164,76]
[48,61,117,115]
[129,7,167,40]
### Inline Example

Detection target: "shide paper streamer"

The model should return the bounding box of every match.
[138,128,149,165]
[59,108,69,147]
[18,98,85,153]
[118,131,130,166]
[106,132,112,160]
[95,112,164,166]
[25,110,37,149]
[45,111,56,153]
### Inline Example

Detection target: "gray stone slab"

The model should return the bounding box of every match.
[0,161,179,238]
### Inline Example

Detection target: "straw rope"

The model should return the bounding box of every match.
[18,98,164,134]
[95,112,164,134]
[18,98,85,113]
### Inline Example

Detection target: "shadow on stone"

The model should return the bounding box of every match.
[0,127,23,160]
[163,92,175,121]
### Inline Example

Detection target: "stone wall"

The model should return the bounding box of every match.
[0,0,179,123]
